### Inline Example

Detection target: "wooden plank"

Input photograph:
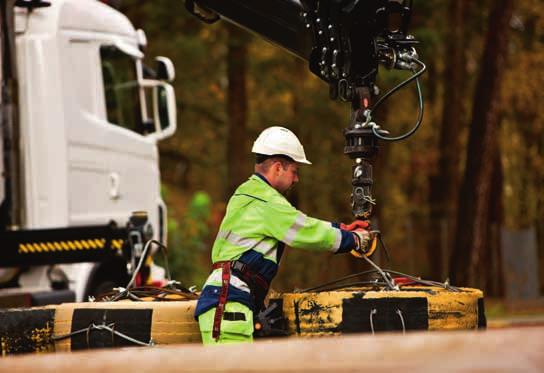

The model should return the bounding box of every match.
[1,327,542,371]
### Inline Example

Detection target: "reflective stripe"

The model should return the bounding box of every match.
[331,228,343,253]
[205,269,250,293]
[282,212,306,245]
[216,230,277,260]
[259,245,277,261]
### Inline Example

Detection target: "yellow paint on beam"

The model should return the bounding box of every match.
[280,286,484,336]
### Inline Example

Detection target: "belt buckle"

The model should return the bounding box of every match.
[232,261,245,272]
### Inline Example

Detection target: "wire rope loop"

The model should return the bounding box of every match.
[51,322,154,347]
[396,309,406,334]
[369,308,378,335]
[110,322,116,346]
[86,324,92,348]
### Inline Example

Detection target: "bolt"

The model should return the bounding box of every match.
[330,37,335,42]
[306,24,311,28]
[318,30,323,35]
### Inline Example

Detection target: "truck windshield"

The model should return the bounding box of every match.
[100,46,143,133]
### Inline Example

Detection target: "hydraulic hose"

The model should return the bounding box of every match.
[370,58,427,142]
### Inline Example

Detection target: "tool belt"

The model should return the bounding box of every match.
[211,260,269,340]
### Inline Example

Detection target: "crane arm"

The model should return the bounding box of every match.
[186,0,418,102]
[186,0,425,220]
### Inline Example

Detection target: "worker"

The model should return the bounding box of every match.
[194,126,371,345]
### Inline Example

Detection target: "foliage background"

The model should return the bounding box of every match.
[119,0,544,296]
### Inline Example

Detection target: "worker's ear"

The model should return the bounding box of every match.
[273,160,283,174]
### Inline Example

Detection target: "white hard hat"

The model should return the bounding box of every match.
[252,126,311,165]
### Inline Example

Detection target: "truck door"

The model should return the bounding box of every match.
[63,38,161,233]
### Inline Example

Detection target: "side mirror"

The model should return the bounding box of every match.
[155,57,175,82]
[151,83,177,139]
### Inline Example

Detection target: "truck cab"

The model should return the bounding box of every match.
[0,0,177,302]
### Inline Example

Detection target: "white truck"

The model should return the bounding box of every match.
[0,0,177,305]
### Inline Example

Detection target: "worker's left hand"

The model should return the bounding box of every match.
[351,226,381,258]
[340,220,369,231]
[351,227,371,253]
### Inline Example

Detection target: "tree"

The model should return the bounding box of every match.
[427,0,468,281]
[450,0,514,287]
[226,24,250,198]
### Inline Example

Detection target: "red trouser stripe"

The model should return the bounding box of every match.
[212,263,231,340]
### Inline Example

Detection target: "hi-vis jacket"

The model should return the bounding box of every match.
[194,174,355,318]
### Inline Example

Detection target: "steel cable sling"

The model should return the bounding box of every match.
[51,322,155,347]
[52,240,198,348]
[97,239,198,302]
[297,256,461,293]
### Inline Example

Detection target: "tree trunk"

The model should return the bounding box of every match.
[427,0,468,281]
[226,24,249,198]
[538,138,544,294]
[288,56,306,209]
[484,136,504,296]
[449,0,514,286]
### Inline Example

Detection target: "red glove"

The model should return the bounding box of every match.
[340,220,369,231]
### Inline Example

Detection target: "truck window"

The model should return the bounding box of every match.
[100,46,143,133]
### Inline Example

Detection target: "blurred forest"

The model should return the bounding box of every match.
[119,0,544,298]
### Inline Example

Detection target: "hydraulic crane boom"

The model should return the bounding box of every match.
[187,0,312,60]
[186,0,425,220]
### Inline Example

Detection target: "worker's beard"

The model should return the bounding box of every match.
[283,187,298,205]
[277,183,293,195]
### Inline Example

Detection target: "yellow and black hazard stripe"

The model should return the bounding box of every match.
[111,239,124,250]
[18,239,107,254]
[278,286,485,336]
[18,238,125,254]
[2,225,127,267]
